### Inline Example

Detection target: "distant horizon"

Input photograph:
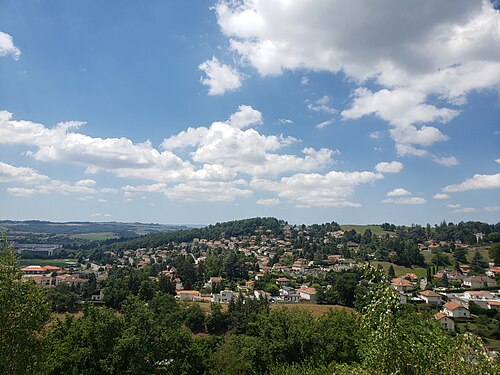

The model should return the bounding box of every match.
[1,1,499,225]
[1,216,498,228]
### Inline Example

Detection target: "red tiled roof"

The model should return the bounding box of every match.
[434,312,447,320]
[443,301,465,311]
[420,290,441,297]
[391,277,412,287]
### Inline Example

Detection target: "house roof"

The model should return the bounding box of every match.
[434,312,448,320]
[443,301,466,311]
[391,277,412,287]
[419,290,441,297]
[276,277,289,282]
[487,301,500,306]
[466,291,493,296]
[178,290,200,295]
[489,266,500,274]
[299,287,317,295]
[464,275,495,283]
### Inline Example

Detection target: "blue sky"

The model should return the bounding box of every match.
[0,0,499,225]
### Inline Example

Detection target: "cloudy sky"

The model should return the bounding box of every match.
[0,0,499,225]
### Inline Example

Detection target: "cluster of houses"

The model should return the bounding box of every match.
[20,264,108,289]
[175,275,317,304]
[390,273,500,332]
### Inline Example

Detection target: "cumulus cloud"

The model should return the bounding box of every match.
[386,188,411,197]
[447,204,477,213]
[495,158,500,164]
[215,0,500,157]
[433,193,450,200]
[275,118,293,125]
[251,171,383,207]
[199,56,243,95]
[443,173,500,192]
[256,198,280,206]
[375,161,403,173]
[0,31,20,59]
[432,155,459,167]
[382,197,427,205]
[0,162,49,184]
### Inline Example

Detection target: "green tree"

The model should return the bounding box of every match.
[453,247,468,264]
[489,243,500,266]
[0,239,51,375]
[387,264,396,280]
[470,251,488,275]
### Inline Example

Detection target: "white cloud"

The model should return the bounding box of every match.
[375,161,403,173]
[495,158,500,164]
[443,173,500,192]
[300,76,309,85]
[307,96,337,114]
[251,170,383,207]
[0,162,49,184]
[164,180,252,202]
[315,119,334,130]
[275,118,293,125]
[199,56,243,95]
[447,204,477,213]
[369,131,382,140]
[382,197,427,205]
[0,31,20,59]
[432,155,459,167]
[433,193,450,200]
[215,1,500,157]
[386,188,411,197]
[256,198,280,206]
[6,187,37,197]
[162,105,335,178]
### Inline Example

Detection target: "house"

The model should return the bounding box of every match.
[275,277,290,286]
[177,290,201,301]
[464,290,494,301]
[212,289,235,303]
[391,277,413,292]
[90,290,105,302]
[463,275,496,289]
[299,287,317,301]
[205,276,223,289]
[255,273,265,281]
[486,266,500,278]
[487,301,500,310]
[21,265,61,275]
[442,301,470,319]
[435,312,455,332]
[419,290,443,306]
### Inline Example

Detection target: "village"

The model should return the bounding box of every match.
[18,220,500,337]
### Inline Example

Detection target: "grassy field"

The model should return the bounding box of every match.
[422,247,492,265]
[69,232,117,240]
[371,261,427,278]
[340,224,393,236]
[18,258,76,267]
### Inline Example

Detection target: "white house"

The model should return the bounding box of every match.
[419,290,442,306]
[212,290,235,303]
[299,287,317,301]
[435,312,455,332]
[177,290,201,301]
[442,301,470,319]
